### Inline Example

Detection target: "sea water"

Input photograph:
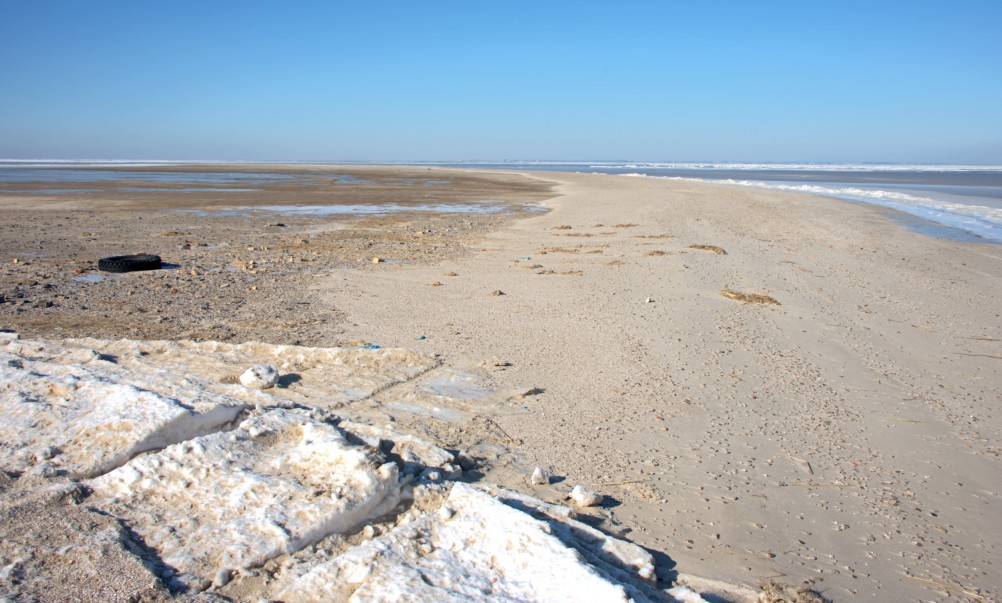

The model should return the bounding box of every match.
[422,162,1002,244]
[6,160,1001,242]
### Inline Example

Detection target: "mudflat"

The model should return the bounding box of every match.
[2,166,1001,601]
[0,165,553,343]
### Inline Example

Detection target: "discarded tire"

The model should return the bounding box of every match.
[97,254,162,273]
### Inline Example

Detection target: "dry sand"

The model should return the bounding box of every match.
[2,166,1001,601]
[319,170,1002,601]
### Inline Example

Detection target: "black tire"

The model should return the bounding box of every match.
[98,254,162,273]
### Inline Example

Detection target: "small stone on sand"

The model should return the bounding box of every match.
[531,467,551,485]
[239,365,279,390]
[570,485,602,507]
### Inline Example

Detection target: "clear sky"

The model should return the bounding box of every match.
[2,1,1000,163]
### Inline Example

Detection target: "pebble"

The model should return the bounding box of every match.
[28,462,59,477]
[240,365,279,390]
[420,468,443,481]
[569,485,602,507]
[33,446,59,463]
[212,568,233,589]
[531,467,551,485]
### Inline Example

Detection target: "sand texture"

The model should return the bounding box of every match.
[317,170,1002,601]
[0,336,710,603]
[2,166,1001,601]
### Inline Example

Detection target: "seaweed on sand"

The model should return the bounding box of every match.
[720,289,780,305]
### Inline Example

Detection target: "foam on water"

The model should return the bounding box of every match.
[694,177,1001,243]
[619,172,1002,243]
[592,162,1002,172]
[5,159,998,242]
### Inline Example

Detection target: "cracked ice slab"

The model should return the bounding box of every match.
[87,409,403,582]
[0,344,246,478]
[59,338,442,407]
[279,482,670,603]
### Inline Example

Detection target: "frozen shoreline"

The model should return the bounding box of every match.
[0,335,747,602]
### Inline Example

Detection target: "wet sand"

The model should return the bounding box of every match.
[3,166,1002,600]
[0,166,553,344]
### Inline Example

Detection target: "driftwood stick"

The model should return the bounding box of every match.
[905,575,986,600]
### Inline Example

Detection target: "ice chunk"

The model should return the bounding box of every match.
[483,484,658,587]
[0,349,246,478]
[279,483,670,603]
[88,409,403,581]
[240,364,279,389]
[59,337,441,409]
[338,420,457,474]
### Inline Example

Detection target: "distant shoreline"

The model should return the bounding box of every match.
[5,161,1002,243]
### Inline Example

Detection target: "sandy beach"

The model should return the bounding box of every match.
[315,170,1002,600]
[2,166,1001,601]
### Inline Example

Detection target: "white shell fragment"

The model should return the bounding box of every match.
[570,484,602,507]
[240,364,279,389]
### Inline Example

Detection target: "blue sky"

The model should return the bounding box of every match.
[1,1,1000,163]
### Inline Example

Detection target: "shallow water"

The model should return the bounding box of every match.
[0,167,437,188]
[421,162,1002,244]
[178,201,535,217]
[1,189,93,194]
[116,187,262,193]
[0,168,300,185]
